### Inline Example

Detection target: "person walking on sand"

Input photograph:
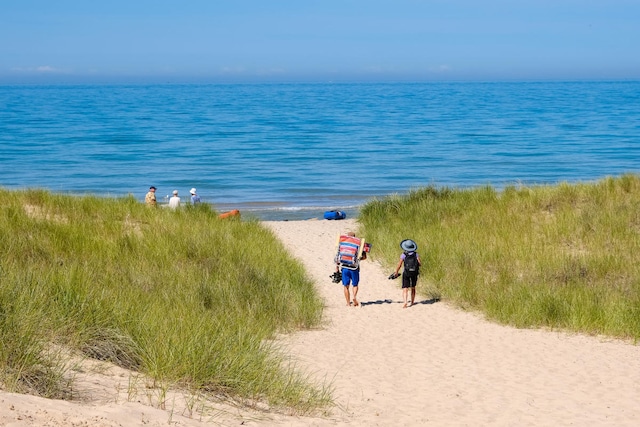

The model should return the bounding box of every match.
[169,190,181,209]
[189,188,201,204]
[335,231,367,307]
[145,186,157,207]
[392,239,421,308]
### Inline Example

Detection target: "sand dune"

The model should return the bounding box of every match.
[2,218,639,426]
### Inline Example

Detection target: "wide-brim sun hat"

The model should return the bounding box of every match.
[190,188,197,194]
[400,239,418,252]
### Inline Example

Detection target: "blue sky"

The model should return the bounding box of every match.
[1,0,639,83]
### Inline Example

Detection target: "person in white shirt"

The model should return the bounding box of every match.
[169,190,181,209]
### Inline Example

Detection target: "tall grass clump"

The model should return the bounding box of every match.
[0,189,327,412]
[359,175,640,341]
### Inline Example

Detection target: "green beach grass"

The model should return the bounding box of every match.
[0,189,328,413]
[4,175,639,414]
[359,174,640,341]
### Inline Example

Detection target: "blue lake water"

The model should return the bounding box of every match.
[1,81,639,220]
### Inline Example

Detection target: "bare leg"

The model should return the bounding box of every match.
[402,288,408,308]
[352,286,359,306]
[344,286,351,306]
[410,287,416,306]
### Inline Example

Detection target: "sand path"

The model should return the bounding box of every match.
[263,219,640,426]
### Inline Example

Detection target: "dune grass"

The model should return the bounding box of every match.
[359,174,640,341]
[0,189,328,412]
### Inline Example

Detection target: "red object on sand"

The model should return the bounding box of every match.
[219,209,240,219]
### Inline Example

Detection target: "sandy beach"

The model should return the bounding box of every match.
[2,218,640,426]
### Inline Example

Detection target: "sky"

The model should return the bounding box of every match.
[1,0,639,84]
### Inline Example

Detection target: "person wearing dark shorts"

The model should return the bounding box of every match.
[393,239,422,308]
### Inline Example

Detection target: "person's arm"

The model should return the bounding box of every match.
[394,258,403,275]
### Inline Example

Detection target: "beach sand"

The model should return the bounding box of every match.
[2,218,640,426]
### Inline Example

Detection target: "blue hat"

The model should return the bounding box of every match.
[400,239,417,252]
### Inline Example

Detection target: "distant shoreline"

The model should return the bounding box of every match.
[151,199,361,221]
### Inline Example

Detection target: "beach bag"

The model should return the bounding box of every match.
[336,235,363,270]
[403,251,419,277]
[324,210,346,220]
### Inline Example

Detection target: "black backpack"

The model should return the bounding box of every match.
[403,251,419,277]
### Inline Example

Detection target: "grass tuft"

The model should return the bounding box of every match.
[360,174,640,341]
[0,188,328,413]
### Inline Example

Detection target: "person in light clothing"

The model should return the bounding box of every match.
[189,188,201,204]
[169,190,181,209]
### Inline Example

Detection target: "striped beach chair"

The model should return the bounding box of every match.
[336,234,364,270]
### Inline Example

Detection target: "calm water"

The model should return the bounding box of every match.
[1,81,639,220]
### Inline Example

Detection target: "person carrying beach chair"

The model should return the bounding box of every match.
[334,232,368,307]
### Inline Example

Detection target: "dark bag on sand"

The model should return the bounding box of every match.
[403,252,419,277]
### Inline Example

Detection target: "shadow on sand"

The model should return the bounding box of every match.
[360,297,440,307]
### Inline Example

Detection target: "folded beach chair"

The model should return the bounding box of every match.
[336,234,365,270]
